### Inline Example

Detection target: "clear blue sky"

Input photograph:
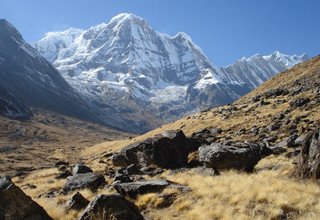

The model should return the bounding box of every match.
[0,0,319,66]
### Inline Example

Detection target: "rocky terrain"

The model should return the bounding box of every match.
[0,109,131,177]
[2,55,319,219]
[33,13,307,132]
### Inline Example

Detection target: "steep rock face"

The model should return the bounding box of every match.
[0,19,100,125]
[34,13,308,127]
[0,85,31,119]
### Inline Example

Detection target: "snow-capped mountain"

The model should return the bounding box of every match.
[33,13,308,128]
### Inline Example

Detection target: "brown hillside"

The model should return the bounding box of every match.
[9,56,320,220]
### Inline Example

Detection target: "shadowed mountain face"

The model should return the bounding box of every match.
[0,85,31,119]
[0,19,103,124]
[34,13,308,125]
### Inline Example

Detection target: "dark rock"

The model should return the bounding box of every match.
[114,172,132,183]
[259,100,271,106]
[263,88,289,98]
[66,192,89,211]
[263,136,277,143]
[287,134,299,148]
[63,173,106,192]
[55,161,69,167]
[0,176,52,220]
[72,163,93,175]
[114,180,169,198]
[79,194,144,220]
[268,145,287,155]
[139,166,164,176]
[190,128,220,147]
[269,123,281,131]
[290,98,310,108]
[112,130,190,169]
[56,170,72,179]
[297,128,320,179]
[125,164,142,175]
[274,113,285,120]
[199,142,272,172]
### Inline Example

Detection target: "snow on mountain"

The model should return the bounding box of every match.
[33,13,308,126]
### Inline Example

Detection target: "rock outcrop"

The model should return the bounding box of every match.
[199,142,272,172]
[0,176,52,220]
[112,130,191,168]
[298,127,320,179]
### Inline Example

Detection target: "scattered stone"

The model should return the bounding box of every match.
[269,123,281,131]
[66,192,89,211]
[290,97,310,108]
[63,173,106,192]
[113,179,170,198]
[55,161,69,167]
[297,127,320,179]
[112,130,191,169]
[72,163,93,175]
[199,142,272,172]
[56,170,72,179]
[114,172,132,183]
[79,194,144,220]
[139,166,164,176]
[0,176,52,220]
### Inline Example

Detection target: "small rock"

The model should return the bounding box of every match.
[66,192,89,211]
[114,180,170,198]
[72,163,93,175]
[63,173,106,193]
[79,194,144,220]
[56,170,71,179]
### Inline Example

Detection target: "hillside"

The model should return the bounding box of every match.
[0,109,131,177]
[7,56,320,220]
[84,55,320,157]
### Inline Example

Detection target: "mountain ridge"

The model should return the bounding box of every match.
[33,13,308,130]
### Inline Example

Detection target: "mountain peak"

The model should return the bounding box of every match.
[108,13,148,28]
[174,32,193,42]
[0,19,23,42]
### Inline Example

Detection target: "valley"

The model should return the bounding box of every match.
[0,5,319,220]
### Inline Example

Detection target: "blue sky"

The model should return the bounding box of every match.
[0,0,319,66]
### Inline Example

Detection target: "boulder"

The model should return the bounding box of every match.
[63,173,105,192]
[112,130,190,169]
[113,180,170,198]
[0,176,52,220]
[72,163,93,175]
[79,194,144,220]
[297,128,320,179]
[66,192,89,211]
[199,142,272,172]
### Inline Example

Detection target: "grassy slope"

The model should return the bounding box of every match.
[11,56,320,219]
[0,108,131,176]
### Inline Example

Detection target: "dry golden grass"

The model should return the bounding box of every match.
[137,155,320,220]
[9,56,320,219]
